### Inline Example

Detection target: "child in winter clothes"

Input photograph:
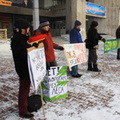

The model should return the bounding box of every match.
[11,19,35,119]
[33,19,64,69]
[86,21,105,72]
[69,20,83,78]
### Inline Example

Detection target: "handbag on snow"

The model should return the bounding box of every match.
[27,95,42,112]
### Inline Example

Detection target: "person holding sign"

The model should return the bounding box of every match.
[116,25,120,60]
[33,19,64,69]
[69,20,83,78]
[86,21,105,72]
[11,19,36,119]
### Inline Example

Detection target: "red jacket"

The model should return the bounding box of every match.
[34,30,59,62]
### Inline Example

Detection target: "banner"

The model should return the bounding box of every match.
[86,2,106,16]
[104,39,120,53]
[28,44,46,92]
[0,0,12,6]
[64,43,86,70]
[0,0,33,8]
[42,66,68,101]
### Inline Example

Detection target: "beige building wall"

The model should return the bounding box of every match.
[93,0,120,36]
[66,0,86,40]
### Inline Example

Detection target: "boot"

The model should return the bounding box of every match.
[93,64,101,72]
[72,73,82,78]
[20,113,34,119]
[87,63,93,71]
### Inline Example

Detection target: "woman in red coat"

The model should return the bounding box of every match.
[33,20,64,69]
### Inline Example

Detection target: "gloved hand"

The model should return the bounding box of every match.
[54,46,64,50]
[93,45,98,49]
[58,46,64,50]
[101,38,106,43]
[32,43,39,48]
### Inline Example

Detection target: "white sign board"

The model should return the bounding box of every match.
[64,43,86,70]
[28,45,46,92]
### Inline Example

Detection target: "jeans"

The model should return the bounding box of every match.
[46,61,57,70]
[18,78,30,116]
[88,48,97,64]
[70,65,78,75]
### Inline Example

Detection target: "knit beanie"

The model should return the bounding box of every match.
[40,19,50,28]
[14,18,30,29]
[74,20,81,26]
[90,21,98,28]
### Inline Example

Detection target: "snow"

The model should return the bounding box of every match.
[0,36,120,120]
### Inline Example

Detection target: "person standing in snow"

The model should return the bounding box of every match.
[116,25,120,60]
[86,21,105,72]
[11,19,36,119]
[33,19,64,69]
[69,20,83,78]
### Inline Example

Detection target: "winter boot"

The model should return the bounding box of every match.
[72,73,82,78]
[87,63,93,71]
[93,64,101,72]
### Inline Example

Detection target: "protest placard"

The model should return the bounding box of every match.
[42,66,68,101]
[27,43,46,92]
[63,43,86,70]
[104,39,120,53]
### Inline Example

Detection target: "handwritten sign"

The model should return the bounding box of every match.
[42,66,68,101]
[27,43,46,92]
[104,39,120,53]
[64,43,86,70]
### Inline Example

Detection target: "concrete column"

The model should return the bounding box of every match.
[33,0,39,30]
[66,0,86,40]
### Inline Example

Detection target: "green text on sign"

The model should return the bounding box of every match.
[104,39,120,53]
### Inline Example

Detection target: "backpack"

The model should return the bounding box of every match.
[27,95,42,112]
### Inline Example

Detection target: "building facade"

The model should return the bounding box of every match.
[0,0,120,39]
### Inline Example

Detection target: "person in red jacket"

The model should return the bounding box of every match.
[33,19,64,69]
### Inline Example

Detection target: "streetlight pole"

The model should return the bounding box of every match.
[33,0,39,30]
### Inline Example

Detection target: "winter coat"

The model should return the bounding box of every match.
[116,27,120,39]
[86,28,102,49]
[70,27,83,43]
[11,33,30,79]
[34,29,59,63]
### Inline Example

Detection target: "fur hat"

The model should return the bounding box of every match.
[74,20,81,26]
[40,19,50,27]
[90,21,98,27]
[14,19,30,29]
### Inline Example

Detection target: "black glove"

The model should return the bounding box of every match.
[58,46,64,50]
[32,43,39,48]
[101,38,106,43]
[54,46,64,50]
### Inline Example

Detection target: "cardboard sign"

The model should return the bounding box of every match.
[104,39,120,53]
[27,43,46,92]
[42,66,68,101]
[64,43,86,70]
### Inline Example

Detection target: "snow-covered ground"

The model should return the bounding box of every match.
[0,35,120,120]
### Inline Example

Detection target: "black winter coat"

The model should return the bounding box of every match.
[116,27,120,39]
[11,33,30,79]
[86,28,102,49]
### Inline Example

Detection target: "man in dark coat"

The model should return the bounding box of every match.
[11,19,34,118]
[69,20,83,78]
[86,21,105,72]
[116,25,120,60]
